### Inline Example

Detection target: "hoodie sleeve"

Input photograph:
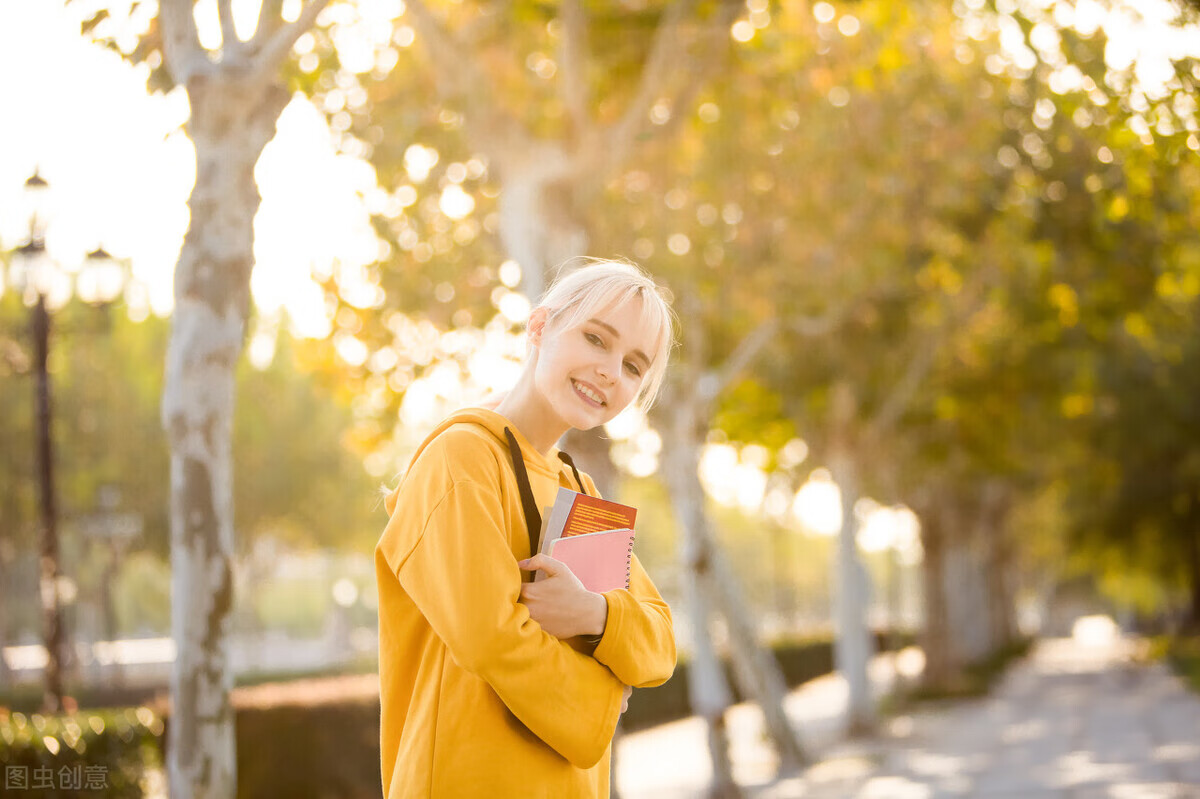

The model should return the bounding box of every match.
[378,439,623,768]
[573,475,677,688]
[590,554,677,687]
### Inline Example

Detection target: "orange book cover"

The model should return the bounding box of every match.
[537,487,637,561]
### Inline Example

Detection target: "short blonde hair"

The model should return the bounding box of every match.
[536,258,676,411]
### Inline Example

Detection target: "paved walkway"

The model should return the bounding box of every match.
[617,636,1200,798]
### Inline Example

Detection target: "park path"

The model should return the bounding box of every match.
[617,635,1200,798]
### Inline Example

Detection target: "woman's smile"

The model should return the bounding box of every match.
[571,379,607,407]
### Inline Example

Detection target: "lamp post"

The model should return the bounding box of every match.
[10,168,129,712]
[14,170,70,714]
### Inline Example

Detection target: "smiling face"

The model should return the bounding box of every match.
[529,296,659,433]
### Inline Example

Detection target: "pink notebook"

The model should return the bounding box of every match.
[546,528,635,592]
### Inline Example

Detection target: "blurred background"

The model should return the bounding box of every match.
[2,0,1199,796]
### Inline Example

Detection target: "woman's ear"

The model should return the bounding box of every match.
[527,306,550,347]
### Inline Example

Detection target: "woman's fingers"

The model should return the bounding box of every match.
[517,554,568,578]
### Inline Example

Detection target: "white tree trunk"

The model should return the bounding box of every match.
[161,72,287,799]
[827,383,875,733]
[660,404,740,798]
[495,147,589,300]
[827,448,875,734]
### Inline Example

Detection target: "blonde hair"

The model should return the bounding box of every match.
[536,258,676,411]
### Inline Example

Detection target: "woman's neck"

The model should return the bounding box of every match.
[493,375,567,457]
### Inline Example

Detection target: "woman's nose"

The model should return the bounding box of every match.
[596,357,617,383]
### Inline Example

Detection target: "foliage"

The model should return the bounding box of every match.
[0,298,383,643]
[0,706,163,799]
[1165,635,1200,694]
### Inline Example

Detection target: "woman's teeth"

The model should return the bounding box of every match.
[573,381,604,405]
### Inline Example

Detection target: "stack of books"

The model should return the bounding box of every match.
[534,488,637,592]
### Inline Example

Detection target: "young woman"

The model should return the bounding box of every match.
[375,260,678,798]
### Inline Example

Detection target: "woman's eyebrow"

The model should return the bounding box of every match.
[588,318,651,367]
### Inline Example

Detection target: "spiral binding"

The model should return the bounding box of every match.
[624,530,635,589]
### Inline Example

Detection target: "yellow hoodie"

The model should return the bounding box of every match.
[375,408,676,798]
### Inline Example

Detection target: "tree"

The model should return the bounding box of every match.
[81,0,338,793]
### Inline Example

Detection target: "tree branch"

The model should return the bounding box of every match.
[602,0,696,168]
[403,0,526,164]
[867,336,939,440]
[254,0,285,42]
[253,0,330,73]
[788,304,851,337]
[159,0,206,83]
[458,0,511,44]
[867,266,994,438]
[217,0,241,56]
[558,0,592,140]
[700,318,779,409]
[650,0,742,144]
[249,0,284,44]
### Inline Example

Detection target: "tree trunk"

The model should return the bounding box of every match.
[496,150,589,301]
[918,502,954,690]
[981,481,1016,650]
[102,543,125,687]
[562,427,618,499]
[660,405,740,798]
[827,448,875,734]
[161,72,287,799]
[827,383,874,733]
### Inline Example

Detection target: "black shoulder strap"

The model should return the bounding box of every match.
[504,428,542,579]
[504,428,590,582]
[556,451,588,496]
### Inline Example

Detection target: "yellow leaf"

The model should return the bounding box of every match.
[1108,195,1129,220]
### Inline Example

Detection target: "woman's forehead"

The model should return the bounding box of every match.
[585,298,662,357]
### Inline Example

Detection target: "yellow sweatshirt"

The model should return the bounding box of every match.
[375,408,676,798]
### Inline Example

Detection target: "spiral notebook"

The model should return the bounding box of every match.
[545,528,635,592]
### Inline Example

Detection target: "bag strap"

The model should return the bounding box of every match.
[503,427,588,581]
[556,450,587,495]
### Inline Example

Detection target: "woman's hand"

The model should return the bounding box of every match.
[517,554,608,640]
[621,684,632,714]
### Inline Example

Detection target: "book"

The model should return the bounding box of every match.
[534,488,638,590]
[547,528,636,592]
[538,487,637,556]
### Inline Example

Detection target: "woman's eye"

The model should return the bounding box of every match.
[625,361,641,377]
[585,332,603,347]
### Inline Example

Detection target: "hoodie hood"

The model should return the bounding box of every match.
[384,407,565,516]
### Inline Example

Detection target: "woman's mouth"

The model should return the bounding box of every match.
[572,379,606,408]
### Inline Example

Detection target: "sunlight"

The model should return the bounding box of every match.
[1072,614,1119,647]
[404,144,439,183]
[698,444,740,506]
[792,468,843,535]
[439,185,476,220]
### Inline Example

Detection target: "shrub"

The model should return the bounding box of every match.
[0,706,163,798]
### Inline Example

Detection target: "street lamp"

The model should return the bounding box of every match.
[78,247,124,306]
[7,170,131,713]
[13,169,70,714]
